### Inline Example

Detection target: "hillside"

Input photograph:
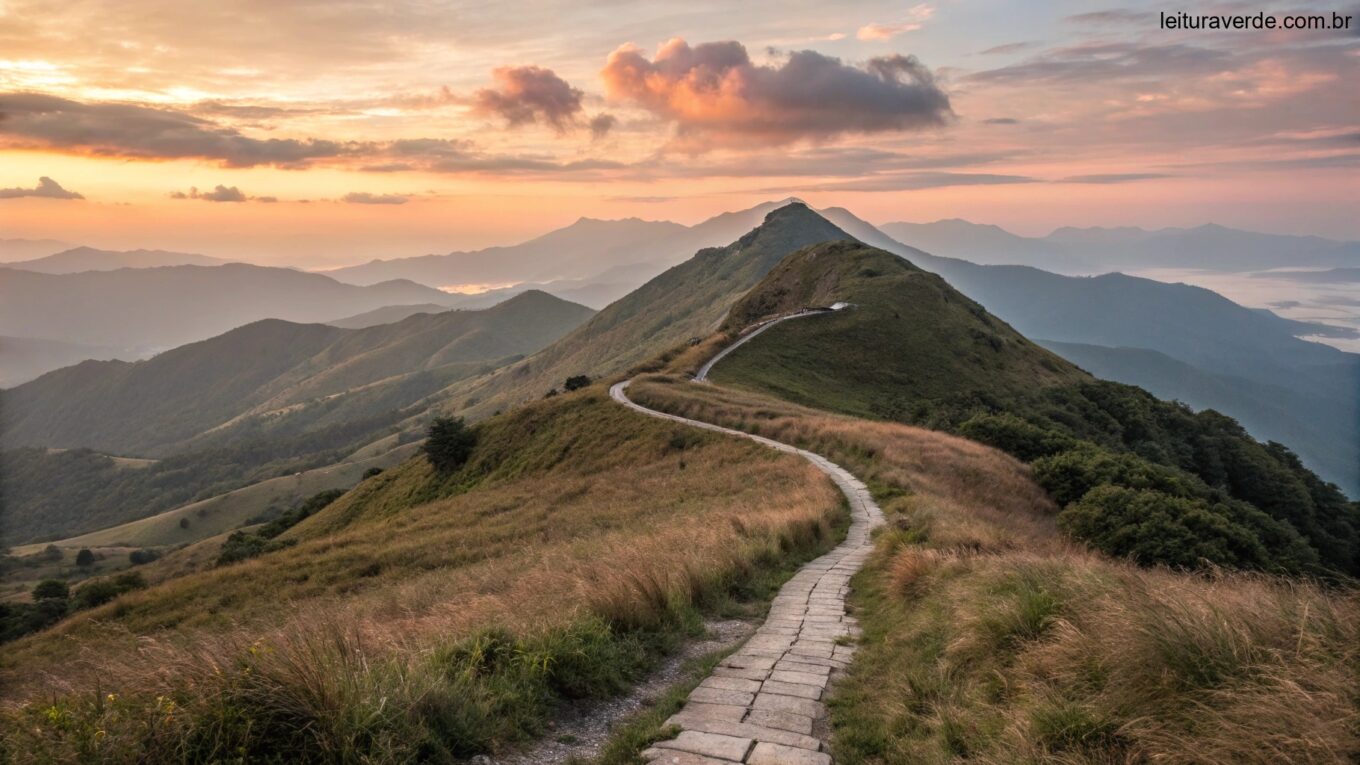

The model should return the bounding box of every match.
[1,246,229,274]
[817,209,1360,494]
[0,389,848,761]
[0,263,458,354]
[326,303,450,328]
[1,291,593,544]
[700,242,1360,576]
[443,202,855,420]
[0,335,124,388]
[711,241,1086,417]
[3,290,591,455]
[624,378,1360,764]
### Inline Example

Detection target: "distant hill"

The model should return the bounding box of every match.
[2,246,229,274]
[0,335,125,388]
[2,290,592,457]
[711,241,1087,419]
[324,216,688,287]
[881,219,1360,274]
[0,238,72,262]
[445,202,853,419]
[0,263,459,353]
[324,199,809,291]
[327,303,451,329]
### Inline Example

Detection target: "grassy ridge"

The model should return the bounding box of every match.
[628,377,1360,763]
[708,241,1360,577]
[0,388,845,763]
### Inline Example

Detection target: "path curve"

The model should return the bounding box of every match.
[694,309,832,383]
[611,379,883,765]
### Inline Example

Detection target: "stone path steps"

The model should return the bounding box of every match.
[610,381,885,765]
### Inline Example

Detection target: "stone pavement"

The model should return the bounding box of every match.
[610,380,885,765]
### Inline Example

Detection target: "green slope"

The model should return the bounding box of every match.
[2,290,593,456]
[711,240,1087,418]
[1,291,593,545]
[448,202,854,419]
[706,241,1360,577]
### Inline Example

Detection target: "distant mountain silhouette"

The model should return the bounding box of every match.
[881,219,1360,273]
[2,290,592,457]
[2,246,229,274]
[0,263,459,356]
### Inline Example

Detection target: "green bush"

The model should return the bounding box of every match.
[564,375,592,392]
[1033,446,1195,507]
[424,417,477,473]
[958,413,1073,461]
[1058,486,1271,570]
[216,489,343,567]
[70,572,146,611]
[31,579,69,601]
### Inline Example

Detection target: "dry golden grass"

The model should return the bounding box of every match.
[629,375,1360,765]
[0,390,844,762]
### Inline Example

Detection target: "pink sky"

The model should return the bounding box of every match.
[1,0,1356,266]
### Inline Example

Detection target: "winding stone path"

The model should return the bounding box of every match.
[610,380,884,764]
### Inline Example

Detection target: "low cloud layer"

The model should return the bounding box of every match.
[170,185,252,202]
[0,176,83,200]
[472,66,583,131]
[0,92,350,167]
[342,192,408,204]
[601,39,952,147]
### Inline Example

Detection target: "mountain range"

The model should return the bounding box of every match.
[3,290,592,457]
[881,219,1360,274]
[3,201,1355,506]
[0,246,230,274]
[0,263,460,359]
[1,290,592,544]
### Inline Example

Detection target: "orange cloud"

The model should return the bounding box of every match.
[472,66,584,132]
[601,38,951,148]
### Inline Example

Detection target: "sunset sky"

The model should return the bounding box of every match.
[1,0,1357,266]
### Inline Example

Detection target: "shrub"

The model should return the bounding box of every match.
[424,417,477,473]
[1058,486,1271,570]
[217,489,343,567]
[31,579,69,601]
[128,549,160,565]
[74,548,94,567]
[1033,446,1195,507]
[71,572,146,611]
[564,375,592,392]
[958,413,1073,462]
[362,467,384,479]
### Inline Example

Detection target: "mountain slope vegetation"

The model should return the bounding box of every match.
[624,378,1360,764]
[3,290,591,456]
[0,388,846,762]
[704,241,1360,576]
[1,292,593,545]
[442,202,854,420]
[825,209,1360,495]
